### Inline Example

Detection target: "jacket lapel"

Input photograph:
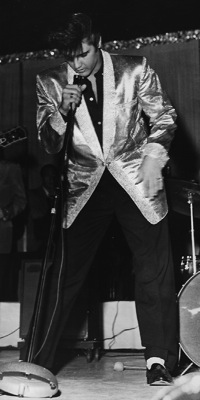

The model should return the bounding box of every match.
[102,51,116,159]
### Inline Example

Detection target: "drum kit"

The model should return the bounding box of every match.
[165,177,200,374]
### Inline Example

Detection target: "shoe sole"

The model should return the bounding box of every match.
[149,379,173,386]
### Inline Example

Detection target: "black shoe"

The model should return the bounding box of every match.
[146,363,173,386]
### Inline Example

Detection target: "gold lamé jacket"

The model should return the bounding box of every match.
[36,50,177,228]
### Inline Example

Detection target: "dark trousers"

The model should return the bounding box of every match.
[22,172,178,372]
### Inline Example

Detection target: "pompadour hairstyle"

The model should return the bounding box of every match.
[48,13,101,58]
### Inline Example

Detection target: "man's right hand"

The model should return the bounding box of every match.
[59,83,87,115]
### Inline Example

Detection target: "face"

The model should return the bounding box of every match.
[66,40,102,78]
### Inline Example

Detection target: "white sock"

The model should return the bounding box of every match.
[146,357,165,370]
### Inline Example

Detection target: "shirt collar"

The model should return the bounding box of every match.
[94,54,104,79]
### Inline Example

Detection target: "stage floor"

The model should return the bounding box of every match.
[0,348,199,400]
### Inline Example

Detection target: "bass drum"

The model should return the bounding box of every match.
[178,271,200,367]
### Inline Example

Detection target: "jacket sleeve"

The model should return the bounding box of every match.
[138,57,177,168]
[36,74,67,154]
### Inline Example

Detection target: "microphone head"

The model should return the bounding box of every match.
[73,75,83,85]
[113,362,124,372]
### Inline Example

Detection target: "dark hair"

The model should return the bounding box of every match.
[48,13,101,58]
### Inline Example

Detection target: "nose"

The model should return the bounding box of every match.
[74,57,82,69]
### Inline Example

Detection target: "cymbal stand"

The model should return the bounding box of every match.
[178,190,198,376]
[178,191,197,376]
[187,191,197,275]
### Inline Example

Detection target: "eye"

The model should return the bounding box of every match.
[81,51,89,58]
[66,50,89,62]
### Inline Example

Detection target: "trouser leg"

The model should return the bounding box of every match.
[115,189,178,372]
[26,187,113,370]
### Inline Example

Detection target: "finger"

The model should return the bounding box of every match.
[135,171,143,184]
[157,177,164,190]
[70,92,79,102]
[148,178,163,198]
[81,84,87,92]
[143,180,150,197]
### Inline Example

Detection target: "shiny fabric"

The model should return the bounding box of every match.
[36,50,177,228]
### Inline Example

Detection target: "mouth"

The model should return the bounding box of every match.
[76,69,85,74]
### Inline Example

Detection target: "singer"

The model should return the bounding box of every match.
[22,13,178,385]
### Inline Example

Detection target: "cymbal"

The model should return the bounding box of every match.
[165,178,200,218]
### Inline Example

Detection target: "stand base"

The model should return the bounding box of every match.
[0,361,58,398]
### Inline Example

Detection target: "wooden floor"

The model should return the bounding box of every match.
[1,348,199,400]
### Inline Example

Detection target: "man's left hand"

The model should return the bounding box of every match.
[135,156,163,198]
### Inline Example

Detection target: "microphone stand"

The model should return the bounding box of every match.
[0,82,80,399]
[26,104,76,364]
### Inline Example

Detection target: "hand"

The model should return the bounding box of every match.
[135,156,164,198]
[59,83,87,115]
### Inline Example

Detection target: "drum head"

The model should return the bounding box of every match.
[178,271,200,367]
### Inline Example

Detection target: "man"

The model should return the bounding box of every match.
[22,13,178,385]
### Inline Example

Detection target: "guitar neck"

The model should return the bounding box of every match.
[0,126,27,148]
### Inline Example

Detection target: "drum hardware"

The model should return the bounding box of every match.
[165,178,200,219]
[187,191,197,274]
[180,255,200,279]
[178,271,200,376]
[165,178,200,375]
[165,178,200,275]
[179,188,199,373]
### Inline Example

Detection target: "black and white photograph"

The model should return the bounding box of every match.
[0,1,200,399]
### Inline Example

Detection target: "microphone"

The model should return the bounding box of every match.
[73,74,82,85]
[71,75,83,113]
[113,361,146,372]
